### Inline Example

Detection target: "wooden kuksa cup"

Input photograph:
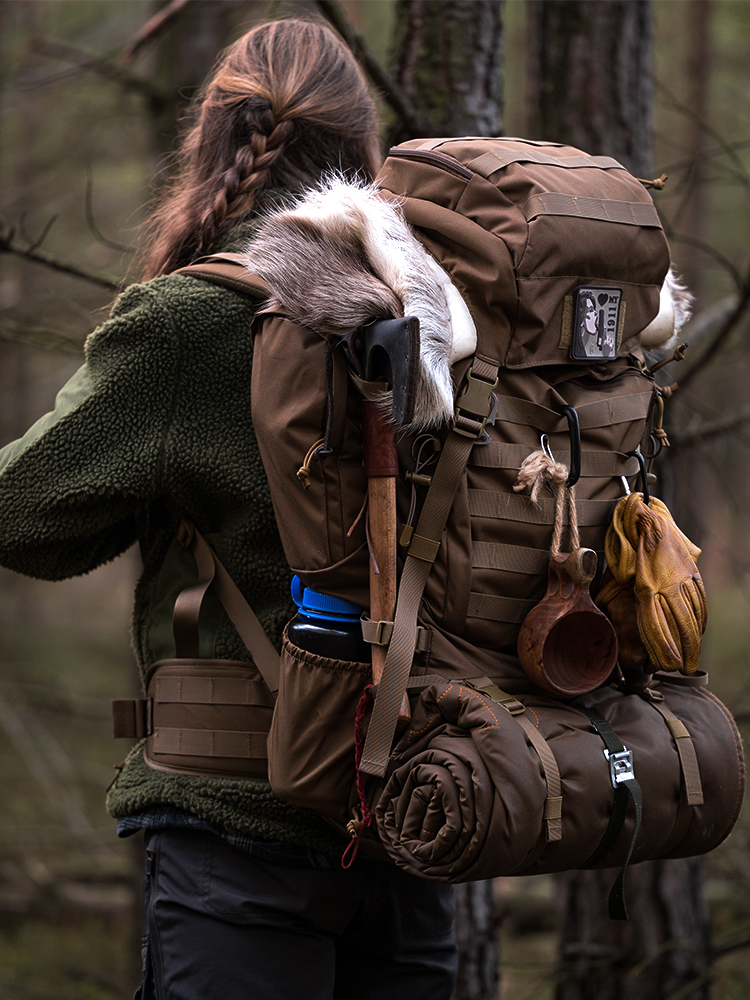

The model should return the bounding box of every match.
[517,548,618,697]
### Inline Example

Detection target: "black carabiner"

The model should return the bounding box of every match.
[626,449,650,505]
[557,405,581,487]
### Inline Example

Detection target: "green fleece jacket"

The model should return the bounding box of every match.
[0,268,346,853]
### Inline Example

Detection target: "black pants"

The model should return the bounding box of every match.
[136,829,458,1000]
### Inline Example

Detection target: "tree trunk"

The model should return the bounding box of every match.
[527,5,711,996]
[526,0,654,176]
[389,7,505,996]
[451,880,499,1000]
[388,0,504,146]
[556,860,710,1000]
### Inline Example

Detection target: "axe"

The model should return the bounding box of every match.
[344,317,420,715]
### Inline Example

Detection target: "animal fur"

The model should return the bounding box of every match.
[641,266,694,354]
[242,175,474,431]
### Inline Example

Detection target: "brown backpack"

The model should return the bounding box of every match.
[115,139,743,919]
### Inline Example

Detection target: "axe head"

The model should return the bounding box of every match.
[343,316,421,426]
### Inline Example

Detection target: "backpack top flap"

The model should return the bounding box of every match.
[376,137,671,369]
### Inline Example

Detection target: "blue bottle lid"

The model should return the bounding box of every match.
[291,576,363,621]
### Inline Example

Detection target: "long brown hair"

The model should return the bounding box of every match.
[137,19,381,280]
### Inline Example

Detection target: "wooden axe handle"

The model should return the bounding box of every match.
[361,400,410,723]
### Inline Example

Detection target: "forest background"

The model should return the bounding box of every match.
[1,1,749,999]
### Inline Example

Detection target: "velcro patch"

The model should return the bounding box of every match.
[570,287,622,361]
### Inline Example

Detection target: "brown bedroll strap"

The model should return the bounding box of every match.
[175,253,270,299]
[359,359,500,778]
[171,516,280,696]
[468,678,563,844]
[648,698,704,807]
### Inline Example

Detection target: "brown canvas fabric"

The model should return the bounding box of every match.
[377,138,671,368]
[373,674,744,882]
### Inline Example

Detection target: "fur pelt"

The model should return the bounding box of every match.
[640,266,693,353]
[242,175,475,431]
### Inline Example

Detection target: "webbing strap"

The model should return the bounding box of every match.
[466,149,623,177]
[172,526,216,660]
[153,727,268,759]
[359,359,500,777]
[523,193,661,228]
[646,696,703,857]
[578,706,643,921]
[493,391,652,433]
[468,490,615,527]
[175,255,270,299]
[649,700,704,807]
[470,444,640,478]
[467,592,538,624]
[360,617,433,653]
[155,675,275,708]
[172,520,280,696]
[467,679,563,843]
[472,541,550,576]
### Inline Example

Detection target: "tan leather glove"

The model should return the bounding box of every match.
[597,493,707,674]
[595,566,650,672]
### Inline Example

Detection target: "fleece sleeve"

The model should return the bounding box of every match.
[0,280,180,580]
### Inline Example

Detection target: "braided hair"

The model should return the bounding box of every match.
[137,19,381,280]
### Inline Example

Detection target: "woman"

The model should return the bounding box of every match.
[0,20,457,1000]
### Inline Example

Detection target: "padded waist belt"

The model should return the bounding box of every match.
[113,659,273,781]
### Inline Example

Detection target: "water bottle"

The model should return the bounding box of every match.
[287,576,370,662]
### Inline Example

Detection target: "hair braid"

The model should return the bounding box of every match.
[136,20,382,280]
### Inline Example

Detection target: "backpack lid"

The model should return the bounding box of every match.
[376,137,672,369]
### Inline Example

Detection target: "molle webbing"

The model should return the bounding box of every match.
[470,444,640,479]
[113,517,280,781]
[468,490,615,526]
[491,392,652,433]
[465,149,625,176]
[523,193,661,228]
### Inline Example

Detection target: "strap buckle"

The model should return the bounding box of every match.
[454,368,499,439]
[604,747,635,788]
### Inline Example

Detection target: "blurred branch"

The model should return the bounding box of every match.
[121,0,193,65]
[663,228,746,292]
[0,318,84,356]
[0,692,95,841]
[669,406,750,449]
[85,167,134,255]
[711,927,750,958]
[677,281,750,392]
[29,37,168,109]
[0,216,124,292]
[655,78,750,187]
[314,0,428,136]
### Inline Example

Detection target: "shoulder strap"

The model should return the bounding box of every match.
[358,358,500,778]
[175,252,270,300]
[170,512,280,696]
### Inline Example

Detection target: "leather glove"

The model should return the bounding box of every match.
[595,566,650,672]
[597,493,707,674]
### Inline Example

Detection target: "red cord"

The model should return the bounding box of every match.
[341,684,374,869]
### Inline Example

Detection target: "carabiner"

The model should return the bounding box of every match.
[557,405,581,487]
[626,449,650,505]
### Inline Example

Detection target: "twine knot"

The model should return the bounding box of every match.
[514,449,579,557]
